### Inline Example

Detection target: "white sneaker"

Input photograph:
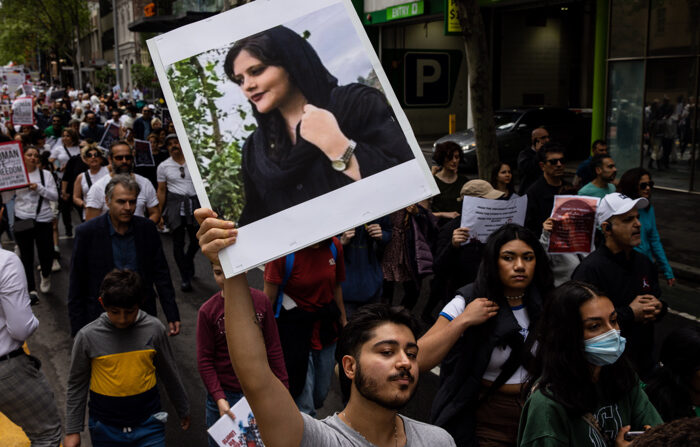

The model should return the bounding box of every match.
[39,276,51,294]
[52,259,61,272]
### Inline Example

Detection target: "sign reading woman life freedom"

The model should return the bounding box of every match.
[148,0,438,277]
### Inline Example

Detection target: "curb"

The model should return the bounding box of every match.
[669,261,700,284]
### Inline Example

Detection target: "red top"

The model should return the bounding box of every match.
[265,239,346,349]
[196,288,289,402]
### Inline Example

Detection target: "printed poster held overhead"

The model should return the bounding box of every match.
[0,141,30,191]
[547,195,598,254]
[12,96,34,126]
[147,0,438,277]
[460,195,528,243]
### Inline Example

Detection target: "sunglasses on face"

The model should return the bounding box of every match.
[112,155,133,161]
[179,166,185,179]
[85,152,101,159]
[639,181,655,190]
[546,157,565,165]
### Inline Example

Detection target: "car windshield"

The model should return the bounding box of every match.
[494,111,522,129]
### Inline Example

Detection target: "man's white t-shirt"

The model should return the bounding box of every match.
[156,157,196,196]
[85,173,159,218]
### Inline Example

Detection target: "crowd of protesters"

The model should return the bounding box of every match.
[0,83,697,447]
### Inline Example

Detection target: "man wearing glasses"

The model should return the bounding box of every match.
[524,143,570,237]
[157,134,200,292]
[84,141,161,224]
[43,114,64,139]
[517,126,550,195]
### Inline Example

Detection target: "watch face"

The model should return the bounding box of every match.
[332,160,347,171]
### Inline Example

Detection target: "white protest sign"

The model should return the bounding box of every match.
[147,0,438,277]
[11,96,34,126]
[22,83,33,97]
[0,141,30,191]
[460,195,528,243]
[6,73,24,99]
[207,397,264,447]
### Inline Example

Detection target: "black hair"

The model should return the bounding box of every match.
[335,303,420,402]
[617,167,651,200]
[537,142,566,164]
[432,141,462,166]
[473,223,553,306]
[630,417,700,446]
[529,281,638,415]
[489,161,515,196]
[591,153,612,171]
[99,269,144,308]
[591,139,607,151]
[223,26,337,162]
[644,326,700,422]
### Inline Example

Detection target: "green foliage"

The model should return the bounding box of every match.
[167,55,251,222]
[130,64,158,91]
[95,66,116,93]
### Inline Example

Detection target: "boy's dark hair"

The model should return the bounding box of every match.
[99,269,144,308]
[591,153,612,171]
[630,417,700,447]
[335,304,420,402]
[537,142,566,163]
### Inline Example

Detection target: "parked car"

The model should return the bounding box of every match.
[432,107,590,172]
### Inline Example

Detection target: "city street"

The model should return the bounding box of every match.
[1,213,698,446]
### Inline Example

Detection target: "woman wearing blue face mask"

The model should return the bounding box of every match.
[518,281,663,447]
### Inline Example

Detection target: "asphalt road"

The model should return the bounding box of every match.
[1,214,698,446]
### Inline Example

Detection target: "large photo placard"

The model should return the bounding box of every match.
[547,195,598,254]
[148,0,438,276]
[0,141,30,191]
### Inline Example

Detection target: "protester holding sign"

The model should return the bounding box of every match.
[11,96,34,126]
[224,26,415,225]
[420,224,553,446]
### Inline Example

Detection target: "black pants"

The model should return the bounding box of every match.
[59,197,81,234]
[382,280,420,310]
[14,220,53,291]
[172,223,198,282]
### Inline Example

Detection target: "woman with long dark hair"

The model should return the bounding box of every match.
[644,326,700,422]
[419,223,553,446]
[518,281,662,446]
[431,142,468,225]
[224,26,414,225]
[490,162,516,200]
[617,167,675,286]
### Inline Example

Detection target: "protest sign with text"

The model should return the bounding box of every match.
[22,83,33,97]
[207,397,264,447]
[134,139,155,167]
[11,96,34,126]
[5,73,24,99]
[460,195,528,243]
[147,0,438,277]
[547,195,598,254]
[0,141,30,191]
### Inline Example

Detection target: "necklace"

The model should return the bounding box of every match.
[341,411,399,447]
[505,292,525,301]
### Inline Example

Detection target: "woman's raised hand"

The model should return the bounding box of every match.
[299,104,349,159]
[194,208,237,265]
[456,298,499,327]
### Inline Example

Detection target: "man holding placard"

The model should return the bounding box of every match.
[524,143,571,237]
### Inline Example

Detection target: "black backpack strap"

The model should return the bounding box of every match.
[85,171,92,188]
[35,169,45,218]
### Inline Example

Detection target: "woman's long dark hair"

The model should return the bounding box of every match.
[224,26,338,161]
[530,281,638,415]
[617,167,651,200]
[644,326,700,422]
[473,223,553,305]
[489,162,515,196]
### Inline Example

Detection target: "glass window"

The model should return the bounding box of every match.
[648,0,700,56]
[606,61,645,173]
[610,0,648,58]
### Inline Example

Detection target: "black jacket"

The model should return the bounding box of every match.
[517,147,541,195]
[430,283,543,447]
[432,217,484,298]
[525,176,569,238]
[572,244,666,377]
[68,213,180,336]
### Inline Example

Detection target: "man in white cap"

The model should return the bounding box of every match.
[573,193,666,378]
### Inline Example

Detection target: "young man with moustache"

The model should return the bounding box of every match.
[195,208,456,447]
[577,153,617,199]
[573,193,666,378]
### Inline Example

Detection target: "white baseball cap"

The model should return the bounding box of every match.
[596,193,648,227]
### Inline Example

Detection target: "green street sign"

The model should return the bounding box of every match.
[386,1,424,22]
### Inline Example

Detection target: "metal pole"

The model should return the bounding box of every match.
[76,27,83,90]
[112,0,121,91]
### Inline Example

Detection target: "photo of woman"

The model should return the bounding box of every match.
[224,25,414,225]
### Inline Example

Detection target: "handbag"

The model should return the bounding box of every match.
[13,170,46,234]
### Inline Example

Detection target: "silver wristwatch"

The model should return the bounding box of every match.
[331,140,357,172]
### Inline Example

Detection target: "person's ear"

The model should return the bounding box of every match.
[342,355,357,381]
[601,221,613,234]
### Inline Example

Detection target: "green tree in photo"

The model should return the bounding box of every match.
[167,54,250,222]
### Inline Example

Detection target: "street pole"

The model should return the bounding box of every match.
[75,27,83,90]
[112,0,121,92]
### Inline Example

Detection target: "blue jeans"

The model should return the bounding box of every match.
[205,391,244,447]
[88,414,165,447]
[294,343,336,417]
